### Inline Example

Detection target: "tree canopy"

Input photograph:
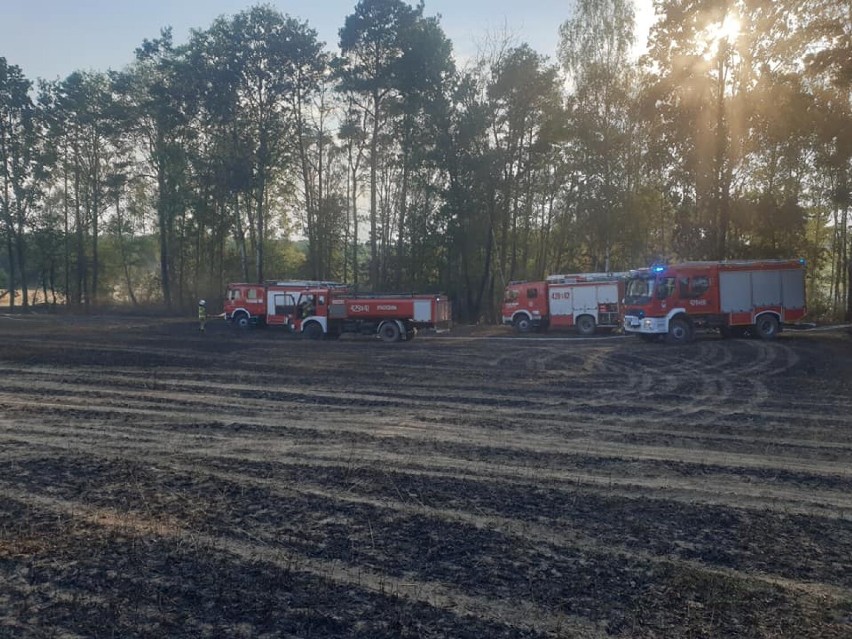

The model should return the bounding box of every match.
[0,0,849,320]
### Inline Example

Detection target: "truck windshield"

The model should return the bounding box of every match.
[624,277,654,305]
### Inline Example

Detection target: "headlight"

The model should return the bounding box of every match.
[643,319,653,329]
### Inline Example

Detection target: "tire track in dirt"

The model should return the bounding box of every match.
[0,486,612,639]
[5,357,851,444]
[4,341,846,432]
[2,474,848,639]
[480,338,806,428]
[4,396,850,483]
[5,427,851,525]
[4,408,852,521]
[3,349,850,490]
[5,461,850,605]
[2,324,851,637]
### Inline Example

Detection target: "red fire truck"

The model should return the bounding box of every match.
[501,273,627,336]
[265,286,451,342]
[224,280,346,328]
[622,259,807,343]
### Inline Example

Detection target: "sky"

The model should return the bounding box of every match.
[2,0,656,83]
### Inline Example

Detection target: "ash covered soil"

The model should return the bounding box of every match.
[1,314,851,638]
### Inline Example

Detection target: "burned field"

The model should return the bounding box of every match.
[1,316,851,638]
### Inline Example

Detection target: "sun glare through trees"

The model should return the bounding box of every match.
[0,0,850,322]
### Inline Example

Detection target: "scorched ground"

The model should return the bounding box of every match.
[0,315,851,638]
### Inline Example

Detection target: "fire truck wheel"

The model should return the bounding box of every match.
[303,322,323,340]
[513,316,532,334]
[380,322,401,343]
[576,315,596,337]
[232,312,251,329]
[666,317,693,344]
[754,314,779,340]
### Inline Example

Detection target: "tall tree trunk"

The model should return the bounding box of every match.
[295,94,316,279]
[156,150,172,308]
[369,91,380,288]
[115,191,138,306]
[14,201,28,309]
[843,201,850,320]
[396,149,409,289]
[74,154,87,310]
[255,138,267,284]
[91,171,99,307]
[3,233,13,310]
[316,108,325,279]
[714,49,729,259]
[63,143,70,307]
[351,166,359,287]
[1,168,15,310]
[234,197,249,283]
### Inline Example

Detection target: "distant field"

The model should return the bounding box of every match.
[0,290,63,308]
[1,316,851,638]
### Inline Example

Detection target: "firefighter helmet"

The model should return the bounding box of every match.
[199,299,206,306]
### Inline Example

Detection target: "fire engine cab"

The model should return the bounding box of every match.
[501,272,626,336]
[224,280,346,328]
[622,259,806,343]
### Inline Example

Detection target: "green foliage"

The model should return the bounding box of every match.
[1,1,849,320]
[263,239,308,281]
[558,0,637,272]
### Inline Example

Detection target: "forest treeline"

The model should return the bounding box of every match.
[1,0,850,321]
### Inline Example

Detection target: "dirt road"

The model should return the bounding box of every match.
[1,315,851,638]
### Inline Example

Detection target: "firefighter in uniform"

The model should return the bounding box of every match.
[198,299,207,332]
[300,295,315,318]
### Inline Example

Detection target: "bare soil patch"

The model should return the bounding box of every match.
[1,314,851,637]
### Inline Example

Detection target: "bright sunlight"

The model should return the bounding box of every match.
[701,12,742,58]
